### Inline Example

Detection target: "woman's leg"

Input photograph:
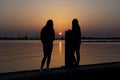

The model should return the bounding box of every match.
[76,49,80,65]
[40,44,48,69]
[46,43,53,68]
[47,53,51,68]
[76,43,81,65]
[40,55,47,69]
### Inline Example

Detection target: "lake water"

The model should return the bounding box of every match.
[0,40,120,73]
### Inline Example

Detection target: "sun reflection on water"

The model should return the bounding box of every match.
[59,41,62,55]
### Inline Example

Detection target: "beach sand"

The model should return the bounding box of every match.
[1,61,120,80]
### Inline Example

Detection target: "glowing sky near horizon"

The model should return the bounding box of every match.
[0,0,120,37]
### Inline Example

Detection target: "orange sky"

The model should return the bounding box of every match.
[0,0,120,37]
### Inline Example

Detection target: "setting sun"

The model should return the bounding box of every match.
[59,32,62,36]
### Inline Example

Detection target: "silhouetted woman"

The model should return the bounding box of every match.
[40,19,55,72]
[72,19,81,66]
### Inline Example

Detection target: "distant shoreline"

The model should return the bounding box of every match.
[0,36,120,42]
[0,36,120,40]
[81,40,120,42]
[0,39,120,42]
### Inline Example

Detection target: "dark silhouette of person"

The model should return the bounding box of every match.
[71,19,81,66]
[40,19,55,72]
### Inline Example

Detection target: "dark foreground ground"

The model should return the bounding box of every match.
[0,62,120,80]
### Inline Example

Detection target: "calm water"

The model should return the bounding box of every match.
[0,40,120,73]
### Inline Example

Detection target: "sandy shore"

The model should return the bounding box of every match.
[1,61,120,80]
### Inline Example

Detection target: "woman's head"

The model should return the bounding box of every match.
[46,19,53,27]
[72,19,79,26]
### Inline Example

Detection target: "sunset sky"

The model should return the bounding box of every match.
[0,0,120,37]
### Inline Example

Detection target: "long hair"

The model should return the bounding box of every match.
[45,19,54,31]
[72,19,81,40]
[72,19,80,31]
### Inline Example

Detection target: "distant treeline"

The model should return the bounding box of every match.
[82,37,120,40]
[0,36,39,40]
[0,36,120,40]
[81,37,120,42]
